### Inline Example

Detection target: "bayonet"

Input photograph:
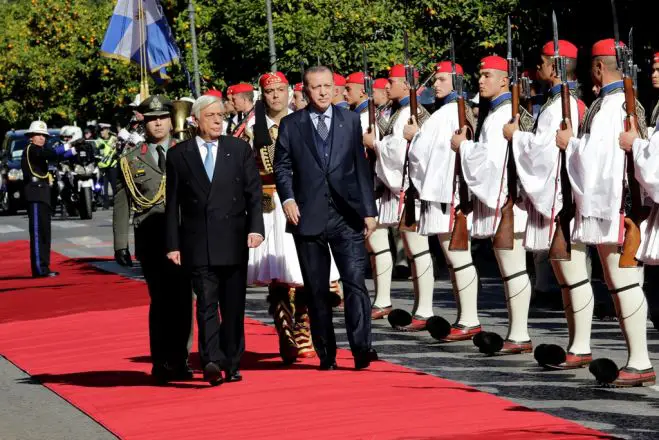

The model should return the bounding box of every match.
[611,0,620,44]
[449,34,463,97]
[611,0,625,72]
[506,16,518,87]
[552,10,567,84]
[507,16,512,60]
[552,11,560,59]
[363,46,373,97]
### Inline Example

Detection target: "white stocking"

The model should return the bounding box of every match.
[494,234,532,342]
[367,228,393,309]
[551,243,594,355]
[402,231,434,318]
[598,244,652,370]
[439,233,480,327]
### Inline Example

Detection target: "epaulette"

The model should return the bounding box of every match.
[119,143,140,159]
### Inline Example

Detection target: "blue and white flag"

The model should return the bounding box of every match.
[101,0,180,82]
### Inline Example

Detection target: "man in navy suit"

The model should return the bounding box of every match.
[274,66,378,370]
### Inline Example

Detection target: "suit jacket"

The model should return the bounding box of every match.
[274,105,377,236]
[165,136,264,267]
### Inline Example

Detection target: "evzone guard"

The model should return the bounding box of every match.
[363,64,434,331]
[451,55,536,355]
[556,38,655,387]
[404,60,483,342]
[245,71,342,364]
[504,36,596,369]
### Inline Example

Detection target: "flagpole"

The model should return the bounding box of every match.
[138,0,149,99]
[266,0,277,71]
[188,0,201,97]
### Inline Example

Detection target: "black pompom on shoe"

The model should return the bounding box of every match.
[589,358,619,384]
[387,309,412,328]
[477,332,504,355]
[426,316,452,340]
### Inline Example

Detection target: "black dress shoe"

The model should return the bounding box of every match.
[354,349,378,370]
[203,362,223,386]
[151,364,172,384]
[224,370,242,382]
[33,271,59,278]
[170,363,194,381]
[319,361,338,371]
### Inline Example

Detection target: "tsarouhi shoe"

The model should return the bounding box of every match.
[371,305,393,320]
[442,324,483,342]
[611,367,656,387]
[499,339,533,354]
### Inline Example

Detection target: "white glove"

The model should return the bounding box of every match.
[70,147,77,156]
[128,132,145,146]
[118,128,131,142]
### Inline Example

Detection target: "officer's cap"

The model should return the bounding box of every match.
[138,95,173,117]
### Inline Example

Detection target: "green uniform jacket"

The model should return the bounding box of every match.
[113,141,170,260]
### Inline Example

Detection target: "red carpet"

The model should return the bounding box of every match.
[0,241,611,439]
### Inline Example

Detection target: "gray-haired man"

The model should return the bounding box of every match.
[165,94,265,385]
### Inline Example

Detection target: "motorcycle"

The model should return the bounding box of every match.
[58,139,99,219]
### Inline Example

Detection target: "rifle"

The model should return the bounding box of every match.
[448,34,474,251]
[519,50,534,115]
[363,46,376,134]
[612,10,647,267]
[398,31,419,231]
[363,46,378,176]
[548,10,575,261]
[492,16,520,250]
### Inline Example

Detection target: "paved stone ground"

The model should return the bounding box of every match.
[1,209,657,439]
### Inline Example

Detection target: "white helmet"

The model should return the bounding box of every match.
[26,120,49,136]
[60,125,83,141]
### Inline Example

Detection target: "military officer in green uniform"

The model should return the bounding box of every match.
[113,95,193,383]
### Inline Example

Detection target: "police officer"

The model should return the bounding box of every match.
[21,121,76,277]
[97,122,118,209]
[113,95,193,383]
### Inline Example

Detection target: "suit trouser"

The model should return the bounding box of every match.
[190,263,247,372]
[294,204,372,363]
[140,255,193,367]
[28,201,51,276]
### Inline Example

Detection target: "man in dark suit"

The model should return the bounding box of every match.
[274,66,378,370]
[165,94,264,386]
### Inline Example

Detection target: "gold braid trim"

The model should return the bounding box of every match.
[26,145,53,184]
[119,155,166,212]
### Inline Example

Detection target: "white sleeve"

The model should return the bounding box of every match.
[633,135,659,203]
[460,116,509,209]
[409,108,457,203]
[375,111,408,193]
[513,110,560,218]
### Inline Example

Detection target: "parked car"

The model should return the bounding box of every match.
[0,128,61,214]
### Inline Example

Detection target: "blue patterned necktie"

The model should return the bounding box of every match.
[317,114,329,141]
[203,142,215,180]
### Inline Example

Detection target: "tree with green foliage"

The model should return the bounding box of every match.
[0,0,151,133]
[0,0,655,135]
